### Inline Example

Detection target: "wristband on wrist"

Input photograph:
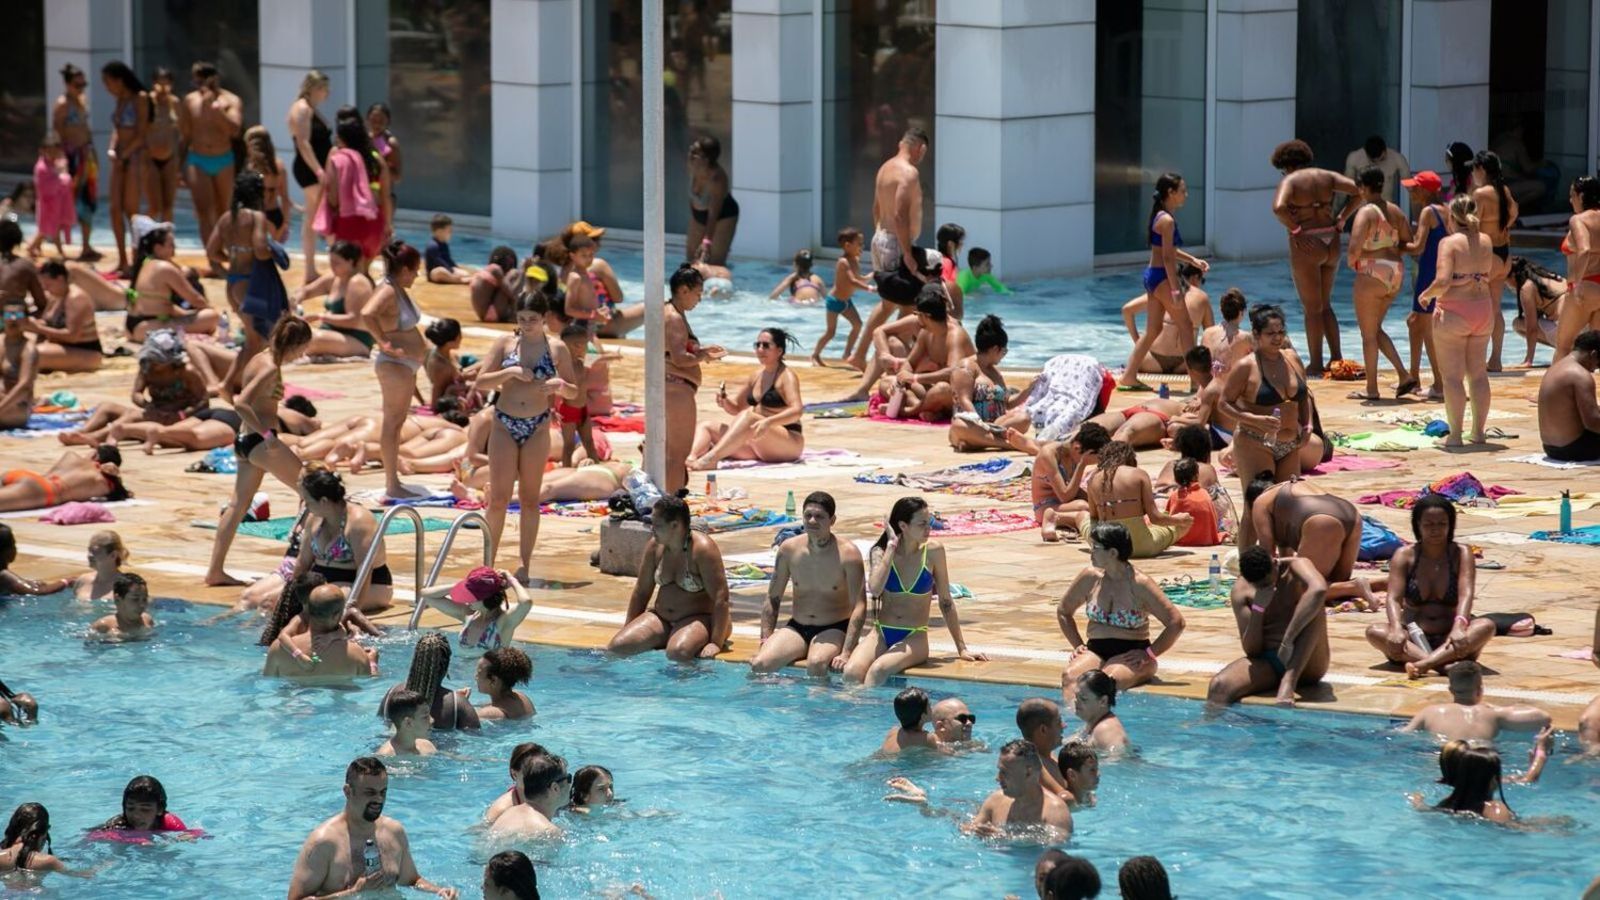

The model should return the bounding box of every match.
[1145,647,1158,661]
[1290,225,1303,236]
[1454,614,1470,627]
[1250,604,1267,614]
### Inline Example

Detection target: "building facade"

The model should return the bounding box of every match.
[6,0,1596,276]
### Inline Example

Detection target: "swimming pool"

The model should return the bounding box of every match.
[2,592,1593,897]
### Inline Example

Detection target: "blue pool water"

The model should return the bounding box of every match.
[2,593,1596,898]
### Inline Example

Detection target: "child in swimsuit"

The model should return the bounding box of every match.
[813,227,871,365]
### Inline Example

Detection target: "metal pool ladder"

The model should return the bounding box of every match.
[341,507,494,628]
[410,509,493,630]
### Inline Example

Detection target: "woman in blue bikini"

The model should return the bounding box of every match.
[476,292,580,583]
[1119,172,1210,389]
[843,496,986,687]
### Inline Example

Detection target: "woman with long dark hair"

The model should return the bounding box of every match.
[1219,304,1313,486]
[607,496,732,662]
[1555,175,1600,361]
[1417,746,1513,823]
[315,108,388,272]
[689,326,804,469]
[0,803,74,876]
[1470,151,1518,371]
[362,240,427,500]
[101,61,147,274]
[51,63,100,262]
[1443,142,1475,201]
[1120,173,1209,388]
[124,221,219,341]
[686,135,738,265]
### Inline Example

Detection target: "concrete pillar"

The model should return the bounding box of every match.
[1407,0,1491,172]
[44,0,127,200]
[1212,0,1297,260]
[259,0,352,205]
[490,0,577,239]
[935,2,1095,278]
[729,0,814,262]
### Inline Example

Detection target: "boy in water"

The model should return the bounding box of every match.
[424,214,470,285]
[956,247,1010,297]
[1056,741,1100,808]
[377,689,438,757]
[91,572,155,640]
[880,686,941,754]
[813,227,873,367]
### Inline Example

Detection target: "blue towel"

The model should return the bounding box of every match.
[1530,525,1600,545]
[2,411,90,435]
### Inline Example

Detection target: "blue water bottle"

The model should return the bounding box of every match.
[1560,490,1572,534]
[1158,382,1170,399]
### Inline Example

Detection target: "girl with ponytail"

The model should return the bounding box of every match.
[1469,151,1517,369]
[1118,173,1209,389]
[1417,194,1494,446]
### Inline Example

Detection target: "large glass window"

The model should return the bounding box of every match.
[1490,0,1591,218]
[582,0,734,232]
[821,0,936,244]
[1095,0,1207,254]
[1293,0,1402,178]
[356,0,492,216]
[134,0,261,128]
[0,0,45,174]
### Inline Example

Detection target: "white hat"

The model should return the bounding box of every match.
[131,214,173,244]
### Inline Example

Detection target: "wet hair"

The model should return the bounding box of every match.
[570,765,613,807]
[1509,256,1561,299]
[113,571,148,603]
[424,317,461,348]
[689,135,722,165]
[874,496,930,552]
[510,742,550,775]
[974,314,1008,354]
[1088,521,1133,563]
[1473,151,1510,230]
[519,752,569,800]
[268,315,313,365]
[1238,544,1273,585]
[481,646,532,690]
[1172,457,1199,488]
[1094,440,1137,498]
[1179,262,1204,283]
[405,633,453,704]
[1243,472,1277,508]
[1574,175,1600,211]
[1042,855,1102,900]
[430,213,452,233]
[230,169,264,214]
[1436,746,1507,817]
[95,444,123,467]
[1219,287,1246,321]
[802,491,836,518]
[1183,345,1211,374]
[488,245,518,270]
[914,284,949,321]
[901,126,929,148]
[1057,741,1098,776]
[999,738,1041,768]
[60,63,84,84]
[1073,421,1112,454]
[1015,698,1059,737]
[837,226,862,247]
[283,394,318,418]
[1270,139,1314,171]
[345,756,387,785]
[485,850,540,900]
[1172,423,1211,465]
[1356,164,1386,195]
[651,495,692,530]
[1148,173,1184,246]
[0,219,24,256]
[792,249,813,275]
[936,222,965,260]
[1446,142,1475,196]
[191,61,219,82]
[3,803,51,868]
[1437,739,1468,786]
[1409,492,1457,546]
[88,530,128,566]
[336,109,381,180]
[1574,330,1600,357]
[1118,856,1173,900]
[1077,670,1117,707]
[1446,660,1483,699]
[1248,303,1286,335]
[893,686,930,729]
[98,775,169,830]
[758,327,794,359]
[384,688,428,726]
[669,262,704,296]
[101,60,145,94]
[381,239,422,275]
[968,247,992,268]
[261,571,326,645]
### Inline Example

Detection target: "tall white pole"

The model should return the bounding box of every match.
[641,0,667,484]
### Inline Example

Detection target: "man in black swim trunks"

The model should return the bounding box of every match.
[1538,330,1600,461]
[750,491,866,677]
[1206,546,1329,708]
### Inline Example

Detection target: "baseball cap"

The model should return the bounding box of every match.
[1401,171,1442,192]
[569,220,606,240]
[448,566,506,604]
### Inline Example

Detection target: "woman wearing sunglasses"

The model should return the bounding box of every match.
[686,326,805,472]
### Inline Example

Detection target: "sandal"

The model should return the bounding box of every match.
[1346,391,1379,401]
[1482,426,1519,440]
[1394,378,1420,398]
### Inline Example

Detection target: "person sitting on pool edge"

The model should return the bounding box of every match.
[473,647,535,721]
[1069,671,1129,753]
[1016,698,1069,797]
[1056,521,1187,691]
[750,490,866,678]
[607,495,731,663]
[1206,545,1330,708]
[0,523,73,596]
[884,739,1072,841]
[264,583,377,679]
[1537,329,1600,462]
[1057,742,1099,808]
[880,686,940,754]
[1400,661,1552,743]
[489,752,570,840]
[90,572,155,641]
[377,689,438,757]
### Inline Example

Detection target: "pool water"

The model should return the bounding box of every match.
[3,593,1596,898]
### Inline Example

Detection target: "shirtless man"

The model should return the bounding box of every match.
[1016,698,1069,797]
[749,491,866,677]
[1271,139,1359,375]
[884,740,1072,840]
[178,61,243,269]
[844,288,973,417]
[263,584,377,679]
[1165,346,1238,449]
[488,753,569,840]
[1028,421,1111,542]
[1206,545,1330,708]
[90,572,155,640]
[849,128,929,372]
[931,697,978,748]
[1400,661,1551,742]
[1537,330,1600,462]
[287,757,458,900]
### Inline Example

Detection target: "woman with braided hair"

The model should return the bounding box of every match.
[378,633,481,731]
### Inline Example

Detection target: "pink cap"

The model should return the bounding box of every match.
[448,566,505,604]
[1401,171,1442,192]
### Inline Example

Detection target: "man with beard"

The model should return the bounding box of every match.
[288,757,459,899]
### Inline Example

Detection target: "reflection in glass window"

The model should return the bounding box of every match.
[1293,0,1401,177]
[582,0,734,233]
[1490,0,1590,217]
[821,0,936,245]
[357,0,492,216]
[134,0,261,128]
[0,0,44,174]
[1095,0,1207,254]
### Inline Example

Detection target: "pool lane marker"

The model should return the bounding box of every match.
[20,541,1592,707]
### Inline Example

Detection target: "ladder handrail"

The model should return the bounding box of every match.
[345,506,426,610]
[408,510,494,630]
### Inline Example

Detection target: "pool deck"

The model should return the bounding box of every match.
[7,253,1598,729]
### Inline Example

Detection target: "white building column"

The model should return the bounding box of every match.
[934,4,1095,278]
[490,0,576,238]
[1211,0,1297,260]
[259,0,351,205]
[44,0,127,200]
[1407,0,1491,170]
[729,0,814,262]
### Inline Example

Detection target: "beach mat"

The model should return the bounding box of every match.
[1529,525,1600,544]
[1,410,92,437]
[1338,428,1439,452]
[1158,577,1234,609]
[0,498,152,520]
[1506,453,1600,469]
[227,515,454,542]
[713,449,921,479]
[1307,455,1401,475]
[931,509,1034,536]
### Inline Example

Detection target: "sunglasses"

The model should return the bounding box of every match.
[941,713,976,725]
[753,341,775,350]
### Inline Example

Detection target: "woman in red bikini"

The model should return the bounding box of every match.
[1417,196,1495,447]
[1555,175,1600,361]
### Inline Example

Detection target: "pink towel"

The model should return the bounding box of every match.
[40,501,115,524]
[931,509,1035,536]
[1308,455,1401,475]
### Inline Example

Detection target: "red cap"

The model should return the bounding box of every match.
[1401,171,1442,192]
[448,566,506,604]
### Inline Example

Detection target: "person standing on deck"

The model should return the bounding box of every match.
[849,128,930,373]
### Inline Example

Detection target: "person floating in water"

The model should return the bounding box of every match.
[90,572,155,641]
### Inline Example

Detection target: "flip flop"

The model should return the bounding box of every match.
[1482,426,1519,440]
[1394,379,1420,398]
[1116,383,1155,393]
[1346,391,1379,401]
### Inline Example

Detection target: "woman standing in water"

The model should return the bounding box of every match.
[51,64,100,262]
[143,68,181,224]
[663,263,723,495]
[1119,173,1208,389]
[1416,196,1495,447]
[288,71,332,283]
[1271,140,1358,375]
[686,136,738,265]
[1346,165,1415,399]
[1555,175,1600,361]
[1470,151,1517,371]
[101,61,146,276]
[362,241,427,500]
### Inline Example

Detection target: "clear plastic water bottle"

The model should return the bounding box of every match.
[362,838,380,876]
[623,468,663,516]
[785,490,796,517]
[1405,623,1432,653]
[218,311,231,341]
[1208,553,1221,591]
[1560,489,1573,533]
